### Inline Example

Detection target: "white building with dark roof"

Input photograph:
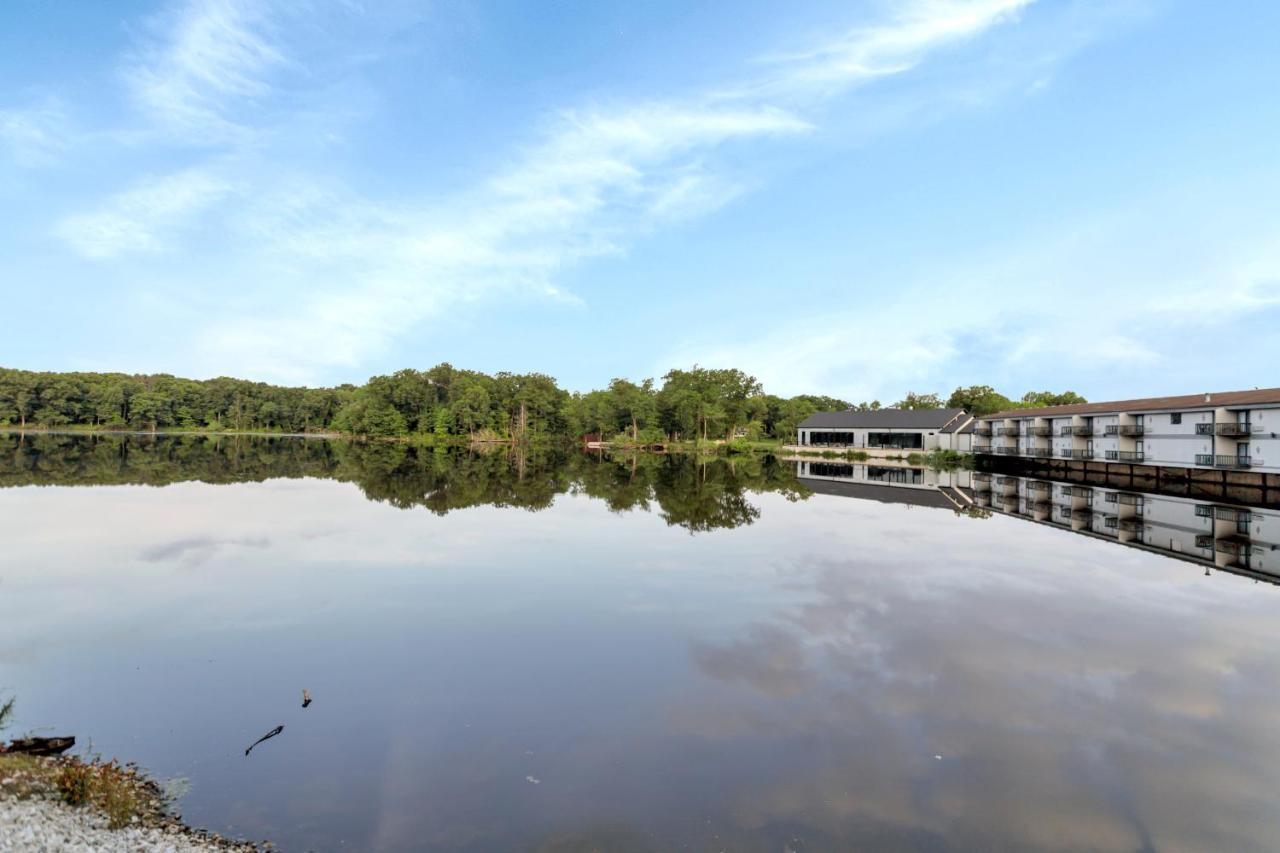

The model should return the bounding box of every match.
[796,408,974,451]
[972,388,1280,473]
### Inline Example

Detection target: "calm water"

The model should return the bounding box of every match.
[3,434,1280,852]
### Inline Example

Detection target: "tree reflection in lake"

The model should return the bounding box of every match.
[0,432,808,533]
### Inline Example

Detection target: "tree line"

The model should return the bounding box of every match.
[0,366,1084,442]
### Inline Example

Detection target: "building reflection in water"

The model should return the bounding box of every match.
[795,459,974,510]
[969,473,1279,581]
[796,460,1279,583]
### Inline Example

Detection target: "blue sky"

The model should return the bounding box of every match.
[2,0,1278,402]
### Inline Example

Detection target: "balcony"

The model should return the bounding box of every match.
[1070,425,1094,436]
[1105,450,1145,462]
[1028,426,1052,437]
[996,476,1019,487]
[1071,508,1094,521]
[974,426,993,437]
[1213,506,1250,523]
[1062,486,1092,497]
[1026,480,1051,492]
[996,427,1020,437]
[1104,492,1144,507]
[1215,422,1255,436]
[1196,454,1253,468]
[1060,449,1093,460]
[1214,536,1253,558]
[1028,446,1052,458]
[1196,423,1214,436]
[996,446,1020,455]
[1118,424,1145,436]
[1119,519,1145,534]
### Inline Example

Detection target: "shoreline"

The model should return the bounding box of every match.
[0,752,263,851]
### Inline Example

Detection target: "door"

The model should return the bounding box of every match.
[1135,440,1144,460]
[1239,442,1250,464]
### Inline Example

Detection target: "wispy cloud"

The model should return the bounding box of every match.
[51,0,1054,382]
[57,169,235,259]
[123,0,288,141]
[0,100,70,167]
[744,0,1034,98]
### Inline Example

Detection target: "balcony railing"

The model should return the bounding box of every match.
[996,427,1020,436]
[1195,534,1213,549]
[1216,422,1255,436]
[1215,506,1250,523]
[974,426,993,437]
[1197,454,1253,468]
[1028,447,1052,458]
[1104,425,1118,436]
[1196,423,1213,435]
[1060,449,1093,460]
[1104,492,1143,506]
[1105,450,1145,462]
[1214,537,1253,557]
[1028,426,1052,437]
[1071,425,1094,436]
[1118,424,1145,436]
[1119,519,1145,534]
[996,476,1018,487]
[996,446,1020,455]
[1063,486,1092,497]
[1072,509,1093,521]
[1026,480,1051,492]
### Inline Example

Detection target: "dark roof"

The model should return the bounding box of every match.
[798,408,967,430]
[798,478,962,509]
[982,388,1280,420]
[941,416,975,434]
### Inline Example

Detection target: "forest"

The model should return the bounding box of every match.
[0,366,1083,444]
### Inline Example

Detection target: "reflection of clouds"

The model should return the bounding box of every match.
[691,625,816,698]
[139,535,270,567]
[688,535,1280,852]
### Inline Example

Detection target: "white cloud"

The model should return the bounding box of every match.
[50,0,1053,383]
[123,0,288,140]
[745,0,1035,98]
[192,104,810,380]
[56,169,235,259]
[0,101,70,166]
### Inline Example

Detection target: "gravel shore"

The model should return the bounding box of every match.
[0,794,232,852]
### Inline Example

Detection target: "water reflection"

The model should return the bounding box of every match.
[967,472,1280,582]
[0,432,807,534]
[3,434,1280,851]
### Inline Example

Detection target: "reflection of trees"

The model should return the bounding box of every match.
[0,434,809,533]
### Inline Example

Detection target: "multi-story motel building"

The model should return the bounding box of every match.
[968,473,1279,580]
[972,389,1280,474]
[796,408,975,452]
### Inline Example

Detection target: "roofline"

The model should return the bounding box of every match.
[979,388,1280,420]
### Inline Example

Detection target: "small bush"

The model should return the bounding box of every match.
[56,762,93,806]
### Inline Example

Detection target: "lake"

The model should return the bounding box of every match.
[3,433,1280,852]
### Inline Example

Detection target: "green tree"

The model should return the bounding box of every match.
[947,385,1013,416]
[1019,390,1087,408]
[894,391,944,410]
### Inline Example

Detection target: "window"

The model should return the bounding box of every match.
[1170,413,1181,424]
